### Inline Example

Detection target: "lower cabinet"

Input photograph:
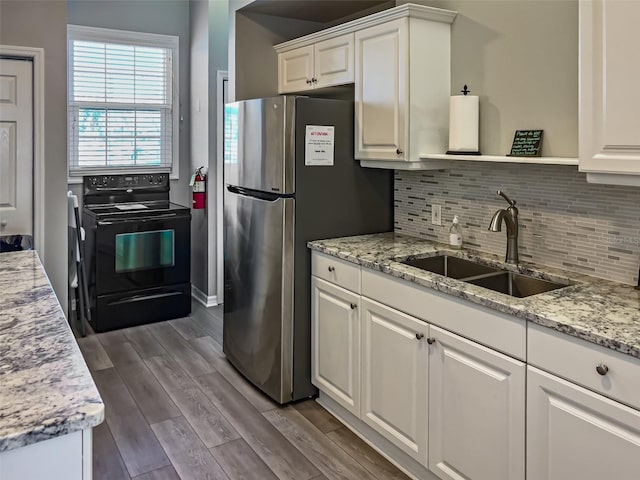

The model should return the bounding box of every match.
[311,276,361,416]
[361,298,429,464]
[527,366,640,480]
[428,326,525,480]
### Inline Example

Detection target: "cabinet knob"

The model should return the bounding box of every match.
[415,333,424,340]
[312,77,317,83]
[426,337,436,345]
[306,79,312,85]
[396,148,403,155]
[350,303,357,310]
[327,266,335,272]
[596,363,609,376]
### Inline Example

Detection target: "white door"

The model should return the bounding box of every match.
[527,366,640,480]
[580,0,640,174]
[354,18,407,161]
[361,297,428,464]
[428,325,525,480]
[278,45,314,94]
[0,58,33,238]
[314,34,354,89]
[311,276,360,416]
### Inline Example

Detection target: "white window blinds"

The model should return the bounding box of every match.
[67,26,178,176]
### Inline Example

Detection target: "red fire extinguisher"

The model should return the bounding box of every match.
[191,167,206,209]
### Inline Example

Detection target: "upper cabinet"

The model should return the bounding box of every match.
[278,34,354,93]
[580,0,640,185]
[274,4,457,170]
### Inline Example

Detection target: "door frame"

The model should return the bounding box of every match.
[214,69,228,304]
[0,45,45,260]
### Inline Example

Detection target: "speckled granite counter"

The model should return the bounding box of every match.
[0,251,104,452]
[308,232,640,359]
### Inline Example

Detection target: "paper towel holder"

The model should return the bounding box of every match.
[446,84,481,156]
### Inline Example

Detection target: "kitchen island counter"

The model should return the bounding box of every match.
[309,232,640,359]
[0,250,103,453]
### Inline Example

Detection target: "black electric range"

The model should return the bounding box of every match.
[82,173,191,332]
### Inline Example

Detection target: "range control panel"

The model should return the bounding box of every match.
[84,173,169,189]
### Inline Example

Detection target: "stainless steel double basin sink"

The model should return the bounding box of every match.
[400,254,570,298]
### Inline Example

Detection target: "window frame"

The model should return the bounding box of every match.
[67,24,179,181]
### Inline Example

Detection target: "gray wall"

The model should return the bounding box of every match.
[67,0,192,207]
[0,0,69,313]
[190,0,210,295]
[405,0,578,157]
[188,0,229,298]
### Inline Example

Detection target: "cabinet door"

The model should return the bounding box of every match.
[355,18,407,161]
[428,326,525,480]
[314,34,354,89]
[278,45,314,93]
[311,276,360,416]
[580,0,640,173]
[527,366,640,480]
[361,297,428,464]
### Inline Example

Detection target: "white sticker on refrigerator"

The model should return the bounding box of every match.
[305,125,335,166]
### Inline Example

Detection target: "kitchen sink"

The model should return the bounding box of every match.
[465,271,568,298]
[401,255,502,279]
[400,254,569,298]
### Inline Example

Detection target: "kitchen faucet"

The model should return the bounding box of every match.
[488,190,519,264]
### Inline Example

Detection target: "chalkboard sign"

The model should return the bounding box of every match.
[508,130,543,157]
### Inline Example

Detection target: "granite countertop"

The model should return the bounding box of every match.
[308,232,640,360]
[0,251,104,452]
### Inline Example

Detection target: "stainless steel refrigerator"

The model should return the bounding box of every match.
[223,96,392,403]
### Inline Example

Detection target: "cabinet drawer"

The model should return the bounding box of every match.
[528,322,640,410]
[361,268,526,360]
[312,251,361,293]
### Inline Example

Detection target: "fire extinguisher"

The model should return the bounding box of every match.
[191,166,206,209]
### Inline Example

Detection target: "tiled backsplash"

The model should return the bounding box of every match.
[394,162,640,285]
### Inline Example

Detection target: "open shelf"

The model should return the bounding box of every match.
[419,153,579,166]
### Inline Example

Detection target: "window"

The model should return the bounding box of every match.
[67,25,179,177]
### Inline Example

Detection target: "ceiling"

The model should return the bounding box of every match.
[239,0,391,23]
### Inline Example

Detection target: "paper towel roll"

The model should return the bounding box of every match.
[448,95,479,153]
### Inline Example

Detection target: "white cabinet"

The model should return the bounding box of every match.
[355,13,453,167]
[311,276,361,416]
[277,34,354,93]
[360,297,429,464]
[428,325,525,480]
[580,0,640,182]
[527,366,640,480]
[0,429,92,480]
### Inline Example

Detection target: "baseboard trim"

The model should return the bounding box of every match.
[191,285,219,307]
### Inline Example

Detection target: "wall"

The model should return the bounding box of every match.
[405,0,578,157]
[0,0,69,312]
[190,0,210,296]
[188,0,229,300]
[395,164,640,285]
[67,0,192,207]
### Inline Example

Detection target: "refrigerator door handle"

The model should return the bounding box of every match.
[226,185,285,202]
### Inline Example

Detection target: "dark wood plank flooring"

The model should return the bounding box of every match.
[80,302,410,480]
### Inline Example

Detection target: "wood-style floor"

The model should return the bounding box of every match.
[77,302,410,480]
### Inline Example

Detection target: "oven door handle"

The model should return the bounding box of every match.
[98,213,187,226]
[108,291,183,306]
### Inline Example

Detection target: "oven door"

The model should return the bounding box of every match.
[94,213,190,295]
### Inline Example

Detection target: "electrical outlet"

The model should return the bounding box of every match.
[431,205,442,226]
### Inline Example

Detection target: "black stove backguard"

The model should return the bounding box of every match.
[82,173,191,332]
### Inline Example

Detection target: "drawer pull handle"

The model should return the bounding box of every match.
[426,337,436,345]
[396,148,403,155]
[328,266,335,272]
[596,363,609,376]
[415,333,424,340]
[350,303,357,310]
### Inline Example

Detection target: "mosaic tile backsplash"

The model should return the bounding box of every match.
[394,162,640,285]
